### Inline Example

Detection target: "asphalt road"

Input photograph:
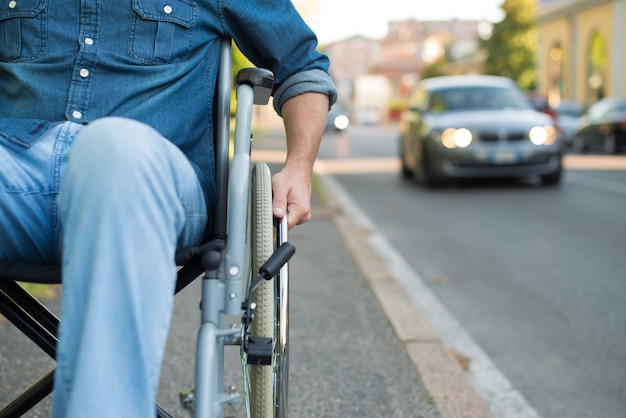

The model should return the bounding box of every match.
[318,123,626,418]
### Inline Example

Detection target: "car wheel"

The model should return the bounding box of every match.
[399,139,415,180]
[573,133,586,153]
[401,160,414,180]
[603,132,618,154]
[400,156,414,180]
[421,151,447,188]
[541,165,562,186]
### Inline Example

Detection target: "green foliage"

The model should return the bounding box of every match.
[481,0,537,90]
[421,46,454,79]
[18,283,58,299]
[228,42,256,114]
[589,31,608,71]
[231,41,254,78]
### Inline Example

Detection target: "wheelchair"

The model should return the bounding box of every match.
[0,38,292,418]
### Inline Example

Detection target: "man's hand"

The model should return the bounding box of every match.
[272,92,329,229]
[272,165,312,228]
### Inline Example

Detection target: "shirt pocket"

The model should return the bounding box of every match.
[129,0,196,65]
[0,0,47,62]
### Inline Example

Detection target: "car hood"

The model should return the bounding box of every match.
[428,109,553,130]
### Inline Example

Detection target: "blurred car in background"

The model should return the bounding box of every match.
[573,97,626,154]
[399,75,563,187]
[353,107,382,125]
[525,92,558,123]
[326,104,350,132]
[555,100,585,148]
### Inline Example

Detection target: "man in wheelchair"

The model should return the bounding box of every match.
[0,1,337,416]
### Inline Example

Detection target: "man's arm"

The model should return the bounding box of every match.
[271,92,329,229]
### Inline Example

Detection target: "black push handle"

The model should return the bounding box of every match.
[259,242,295,279]
[248,242,295,293]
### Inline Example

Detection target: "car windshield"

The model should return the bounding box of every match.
[427,86,529,112]
[614,101,626,112]
[557,102,584,116]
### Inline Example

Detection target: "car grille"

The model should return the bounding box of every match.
[451,153,554,167]
[479,131,527,142]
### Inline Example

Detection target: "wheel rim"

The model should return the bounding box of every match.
[274,217,289,418]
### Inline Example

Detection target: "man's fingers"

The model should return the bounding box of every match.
[286,203,311,228]
[273,205,286,219]
[271,170,312,229]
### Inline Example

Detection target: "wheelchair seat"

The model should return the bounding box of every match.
[0,262,61,284]
[0,239,223,284]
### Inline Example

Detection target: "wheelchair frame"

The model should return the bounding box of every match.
[0,38,292,418]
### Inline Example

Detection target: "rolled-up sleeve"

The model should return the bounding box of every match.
[272,69,337,116]
[220,0,337,115]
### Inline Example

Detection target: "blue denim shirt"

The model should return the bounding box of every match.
[0,0,337,201]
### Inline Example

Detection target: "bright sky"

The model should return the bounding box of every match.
[295,0,505,45]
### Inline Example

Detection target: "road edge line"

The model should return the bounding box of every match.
[318,171,541,418]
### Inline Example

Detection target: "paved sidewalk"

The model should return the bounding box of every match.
[317,174,495,418]
[0,185,442,418]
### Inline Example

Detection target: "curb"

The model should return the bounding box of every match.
[318,173,495,418]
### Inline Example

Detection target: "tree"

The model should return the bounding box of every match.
[421,45,454,79]
[232,42,254,83]
[481,0,537,90]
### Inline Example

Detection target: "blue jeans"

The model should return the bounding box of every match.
[0,117,208,417]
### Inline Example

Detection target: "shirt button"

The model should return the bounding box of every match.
[84,37,94,46]
[72,110,83,119]
[79,68,90,78]
[163,5,172,14]
[8,1,17,9]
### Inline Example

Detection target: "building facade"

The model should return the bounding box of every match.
[324,20,481,121]
[537,0,626,106]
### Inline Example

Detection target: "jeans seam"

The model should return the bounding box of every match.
[51,122,82,256]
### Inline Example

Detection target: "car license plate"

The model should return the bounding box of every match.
[490,150,518,164]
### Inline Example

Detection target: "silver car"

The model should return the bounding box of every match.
[399,75,563,186]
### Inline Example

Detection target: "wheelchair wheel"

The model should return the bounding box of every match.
[248,162,289,418]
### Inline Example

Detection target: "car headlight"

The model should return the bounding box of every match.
[333,115,350,130]
[441,128,472,149]
[529,125,557,145]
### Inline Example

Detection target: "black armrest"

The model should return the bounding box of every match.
[0,261,62,284]
[236,68,274,105]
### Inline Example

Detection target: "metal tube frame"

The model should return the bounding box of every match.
[194,40,257,418]
[275,217,290,417]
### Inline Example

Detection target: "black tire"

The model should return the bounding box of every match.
[603,132,618,154]
[541,166,562,185]
[421,151,447,188]
[399,139,414,180]
[401,159,414,180]
[573,133,587,153]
